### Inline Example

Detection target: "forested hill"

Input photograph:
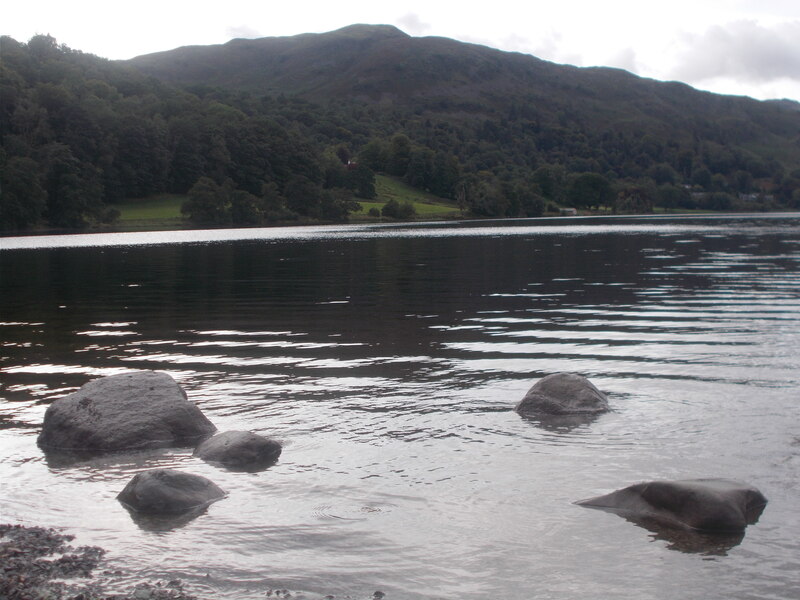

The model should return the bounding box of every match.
[2,27,800,232]
[128,23,800,154]
[126,24,800,213]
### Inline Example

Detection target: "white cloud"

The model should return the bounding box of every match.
[671,20,800,84]
[532,32,584,68]
[395,13,431,35]
[605,48,639,74]
[226,25,263,40]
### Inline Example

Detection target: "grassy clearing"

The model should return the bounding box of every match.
[111,194,186,221]
[354,175,461,221]
[108,194,187,230]
[108,176,460,230]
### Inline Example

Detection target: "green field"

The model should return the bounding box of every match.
[109,194,187,230]
[109,176,460,230]
[356,175,461,221]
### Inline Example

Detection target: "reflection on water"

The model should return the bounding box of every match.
[517,411,604,432]
[1,215,800,599]
[632,516,746,556]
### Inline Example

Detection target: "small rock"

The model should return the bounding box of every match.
[194,430,282,471]
[515,372,609,416]
[117,469,226,514]
[577,478,767,532]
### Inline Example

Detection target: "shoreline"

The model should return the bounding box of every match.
[1,523,385,600]
[3,210,799,241]
[0,523,199,599]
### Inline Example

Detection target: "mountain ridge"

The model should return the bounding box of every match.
[125,24,800,159]
[3,27,799,231]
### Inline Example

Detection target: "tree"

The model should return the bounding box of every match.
[320,187,361,221]
[430,151,461,199]
[37,142,104,227]
[260,182,293,222]
[346,163,377,199]
[181,177,231,224]
[387,134,412,177]
[229,189,263,224]
[0,156,47,228]
[284,174,322,218]
[615,183,655,214]
[568,172,613,210]
[358,138,388,171]
[381,198,416,219]
[656,184,690,210]
[533,164,567,202]
[646,163,679,186]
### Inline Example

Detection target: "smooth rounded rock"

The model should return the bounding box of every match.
[37,371,216,454]
[117,469,226,514]
[515,372,609,416]
[577,478,768,532]
[193,430,282,470]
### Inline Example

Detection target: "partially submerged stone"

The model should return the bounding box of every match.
[37,371,216,454]
[515,373,609,416]
[117,469,226,514]
[577,478,767,532]
[193,430,282,471]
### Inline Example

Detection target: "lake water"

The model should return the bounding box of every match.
[1,215,799,600]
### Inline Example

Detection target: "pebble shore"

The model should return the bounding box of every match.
[1,524,386,600]
[0,523,197,600]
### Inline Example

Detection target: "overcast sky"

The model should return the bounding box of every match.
[4,0,800,102]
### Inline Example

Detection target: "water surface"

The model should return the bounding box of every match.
[1,215,799,599]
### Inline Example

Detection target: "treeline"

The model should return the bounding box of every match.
[0,35,375,229]
[3,35,800,232]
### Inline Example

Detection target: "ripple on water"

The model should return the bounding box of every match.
[2,216,800,599]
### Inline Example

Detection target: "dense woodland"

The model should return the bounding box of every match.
[2,27,800,231]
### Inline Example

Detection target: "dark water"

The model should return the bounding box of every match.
[1,215,799,599]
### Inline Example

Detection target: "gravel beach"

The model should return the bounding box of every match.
[1,523,386,600]
[0,523,198,600]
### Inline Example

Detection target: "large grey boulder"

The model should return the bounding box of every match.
[515,373,609,416]
[577,478,768,532]
[193,430,282,471]
[117,469,226,514]
[37,371,216,454]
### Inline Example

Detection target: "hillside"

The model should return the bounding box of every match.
[125,24,800,215]
[128,24,800,159]
[2,27,800,232]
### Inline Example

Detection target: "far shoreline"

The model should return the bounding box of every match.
[3,210,798,242]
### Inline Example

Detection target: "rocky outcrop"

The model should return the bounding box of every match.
[576,478,768,532]
[515,373,609,416]
[37,371,216,454]
[117,469,226,514]
[193,430,282,471]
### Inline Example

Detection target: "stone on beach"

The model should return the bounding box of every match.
[193,430,282,470]
[37,371,216,454]
[515,372,610,416]
[117,469,226,514]
[576,478,768,532]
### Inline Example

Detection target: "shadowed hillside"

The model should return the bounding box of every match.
[2,26,799,232]
[125,25,800,216]
[128,24,800,149]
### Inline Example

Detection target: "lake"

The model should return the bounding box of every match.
[1,215,799,599]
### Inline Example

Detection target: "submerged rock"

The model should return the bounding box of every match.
[515,373,609,416]
[576,478,768,532]
[37,371,216,455]
[193,430,282,471]
[117,469,226,514]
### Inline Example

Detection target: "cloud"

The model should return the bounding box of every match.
[395,13,431,35]
[671,20,800,84]
[606,47,639,74]
[226,25,263,40]
[532,32,583,67]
